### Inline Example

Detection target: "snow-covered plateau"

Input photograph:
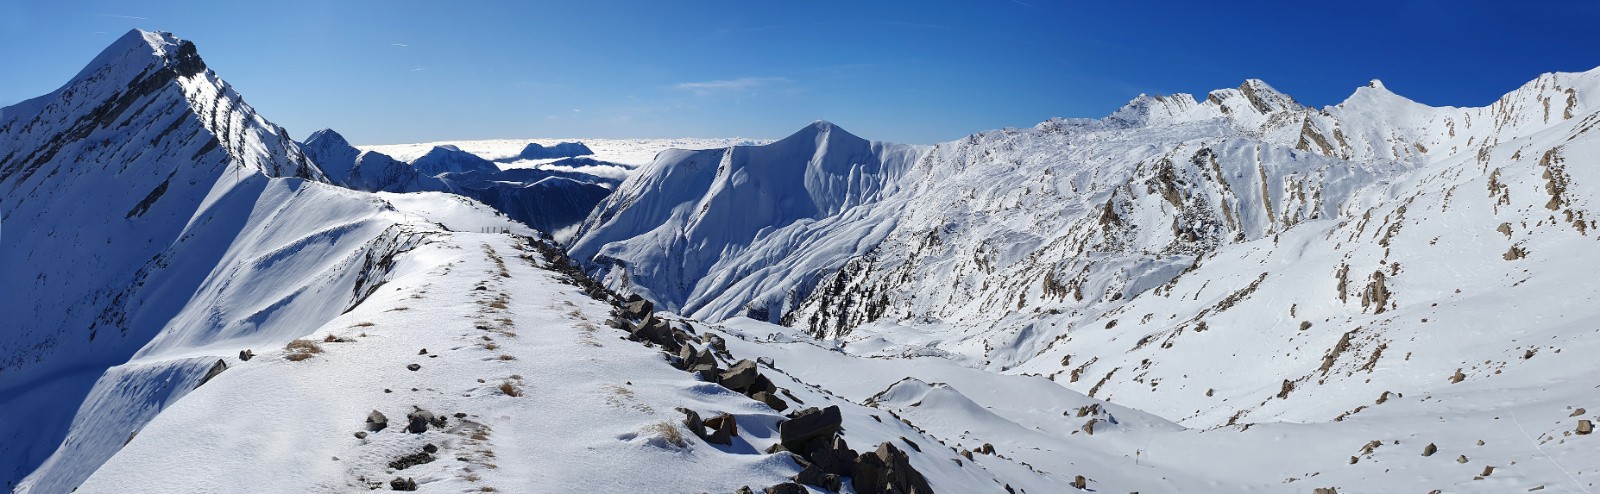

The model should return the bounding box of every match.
[4,29,1599,494]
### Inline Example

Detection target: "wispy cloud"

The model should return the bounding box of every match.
[392,43,409,47]
[409,67,427,72]
[675,76,790,95]
[92,13,148,20]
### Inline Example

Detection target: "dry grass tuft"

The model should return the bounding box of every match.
[646,421,686,448]
[499,380,523,397]
[284,339,323,361]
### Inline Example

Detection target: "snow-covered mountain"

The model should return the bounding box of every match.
[573,72,1600,491]
[10,27,1600,494]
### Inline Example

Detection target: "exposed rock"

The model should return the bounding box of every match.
[387,450,435,470]
[238,349,254,361]
[1422,443,1437,456]
[764,483,806,494]
[622,297,653,319]
[389,477,417,491]
[1449,368,1465,383]
[677,407,706,439]
[801,434,859,476]
[1457,455,1469,463]
[793,463,842,492]
[1570,408,1586,417]
[354,431,367,439]
[752,391,790,412]
[406,409,436,433]
[1312,488,1337,494]
[406,363,422,372]
[977,443,995,455]
[196,359,228,387]
[851,442,932,494]
[1578,419,1594,435]
[366,410,389,432]
[1072,475,1087,489]
[736,487,755,494]
[721,359,760,391]
[780,406,843,450]
[706,413,738,445]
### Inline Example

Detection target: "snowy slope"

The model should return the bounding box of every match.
[574,71,1600,492]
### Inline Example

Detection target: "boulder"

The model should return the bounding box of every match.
[1072,475,1087,489]
[721,360,760,391]
[622,298,653,319]
[764,483,806,494]
[1422,443,1437,456]
[238,349,254,361]
[366,410,389,432]
[197,359,228,387]
[406,409,435,434]
[850,451,890,494]
[793,463,842,492]
[406,363,421,372]
[872,442,933,494]
[1579,419,1594,435]
[752,391,790,412]
[1312,488,1337,494]
[780,406,843,450]
[678,407,706,439]
[748,374,778,395]
[706,413,739,445]
[803,434,858,476]
[389,477,417,491]
[736,487,755,494]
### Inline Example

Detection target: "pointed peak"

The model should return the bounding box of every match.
[304,128,350,148]
[1367,79,1387,90]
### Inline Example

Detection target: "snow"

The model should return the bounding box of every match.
[8,27,1600,494]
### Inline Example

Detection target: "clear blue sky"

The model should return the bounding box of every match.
[2,1,1598,145]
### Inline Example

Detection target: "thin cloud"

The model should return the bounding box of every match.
[92,13,148,20]
[410,67,427,72]
[392,43,409,47]
[675,76,790,95]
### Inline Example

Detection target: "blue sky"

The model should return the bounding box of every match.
[2,1,1598,144]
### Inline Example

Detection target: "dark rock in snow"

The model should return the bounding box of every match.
[406,363,421,372]
[406,409,436,434]
[706,413,738,445]
[793,463,842,492]
[721,360,760,391]
[238,349,254,361]
[764,483,806,494]
[752,391,790,412]
[366,411,389,432]
[389,477,417,491]
[196,359,227,387]
[780,406,843,451]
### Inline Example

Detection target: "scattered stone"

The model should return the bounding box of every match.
[1072,475,1087,489]
[197,359,228,387]
[736,487,754,494]
[387,451,435,470]
[1300,321,1313,331]
[418,348,427,355]
[1312,488,1337,494]
[977,443,995,455]
[780,406,843,450]
[1457,454,1469,464]
[454,412,467,418]
[960,449,973,460]
[677,407,706,439]
[1348,456,1358,464]
[1449,368,1465,384]
[752,391,790,412]
[366,410,389,432]
[1481,465,1495,477]
[622,297,653,319]
[1578,419,1593,435]
[389,477,417,491]
[1570,408,1587,417]
[764,483,806,494]
[423,443,439,454]
[706,413,739,445]
[406,409,437,434]
[851,442,932,494]
[354,431,368,439]
[238,349,254,361]
[757,356,776,368]
[793,463,842,492]
[1422,443,1437,456]
[721,360,760,391]
[406,363,421,372]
